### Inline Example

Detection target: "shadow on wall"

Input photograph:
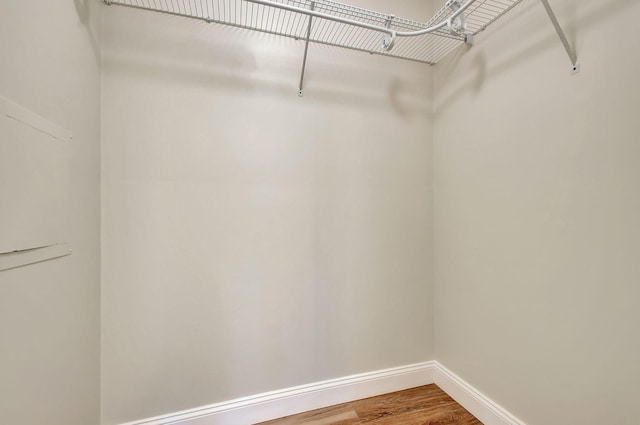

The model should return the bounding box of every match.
[103,48,431,117]
[434,0,636,114]
[301,43,431,117]
[74,0,101,66]
[103,8,431,117]
[389,79,430,119]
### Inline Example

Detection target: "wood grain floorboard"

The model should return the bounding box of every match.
[256,384,483,425]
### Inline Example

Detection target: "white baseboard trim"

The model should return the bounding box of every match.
[119,361,436,425]
[433,362,527,425]
[119,361,527,425]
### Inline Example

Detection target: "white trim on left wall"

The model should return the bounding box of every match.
[118,362,436,425]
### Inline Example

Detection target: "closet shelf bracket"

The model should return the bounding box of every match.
[298,2,315,97]
[540,0,579,74]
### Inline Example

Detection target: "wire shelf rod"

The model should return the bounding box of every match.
[105,0,527,65]
[245,0,476,42]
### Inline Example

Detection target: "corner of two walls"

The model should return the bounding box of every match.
[101,1,435,423]
[432,0,640,424]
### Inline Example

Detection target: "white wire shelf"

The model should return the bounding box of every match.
[105,0,525,65]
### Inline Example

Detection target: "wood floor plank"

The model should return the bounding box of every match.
[297,411,359,425]
[258,405,360,425]
[255,384,483,425]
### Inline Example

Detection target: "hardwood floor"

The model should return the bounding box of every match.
[255,384,483,425]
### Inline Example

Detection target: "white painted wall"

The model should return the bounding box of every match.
[8,2,634,423]
[0,1,102,424]
[101,1,434,423]
[433,1,640,424]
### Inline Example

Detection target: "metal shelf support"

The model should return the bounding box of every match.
[298,2,315,97]
[540,0,579,74]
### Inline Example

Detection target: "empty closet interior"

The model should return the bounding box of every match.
[1,0,639,425]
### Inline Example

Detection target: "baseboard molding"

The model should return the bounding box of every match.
[433,362,527,425]
[119,361,436,425]
[119,361,527,425]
